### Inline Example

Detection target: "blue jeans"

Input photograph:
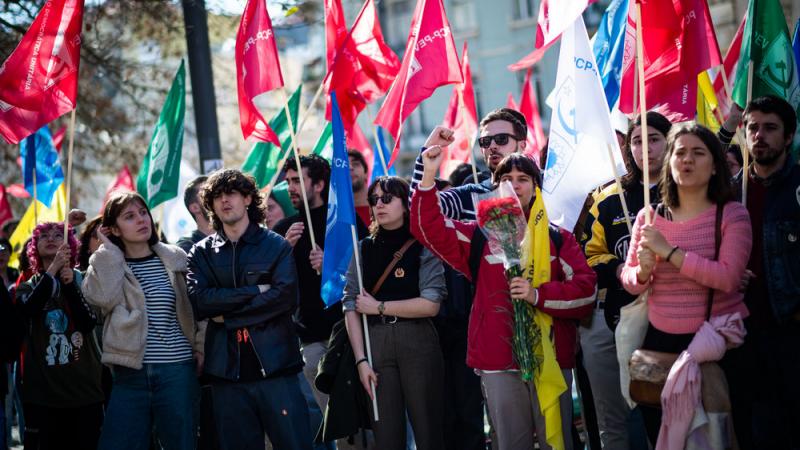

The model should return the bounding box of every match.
[98,360,199,450]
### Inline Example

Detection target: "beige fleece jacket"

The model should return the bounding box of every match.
[82,242,206,369]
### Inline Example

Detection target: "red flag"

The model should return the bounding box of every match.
[619,0,722,122]
[714,12,746,118]
[325,0,348,68]
[101,165,135,212]
[506,93,520,110]
[519,69,546,159]
[374,0,462,167]
[440,42,478,178]
[6,184,31,199]
[51,125,66,151]
[235,0,284,144]
[0,0,84,144]
[347,122,375,180]
[509,0,595,71]
[0,184,13,227]
[326,0,401,133]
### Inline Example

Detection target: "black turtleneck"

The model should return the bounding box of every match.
[360,226,422,301]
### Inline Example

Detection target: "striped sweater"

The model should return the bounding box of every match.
[621,202,752,334]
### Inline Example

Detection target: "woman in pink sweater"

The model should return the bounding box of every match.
[621,124,752,444]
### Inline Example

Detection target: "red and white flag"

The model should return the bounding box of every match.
[0,0,84,144]
[440,42,478,178]
[619,0,722,121]
[0,184,13,227]
[374,0,462,167]
[713,13,746,118]
[509,0,595,71]
[236,0,284,145]
[519,69,546,159]
[101,165,135,212]
[326,0,401,133]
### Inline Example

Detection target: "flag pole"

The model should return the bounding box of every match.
[63,109,77,242]
[350,224,379,421]
[263,149,294,198]
[281,86,319,251]
[742,62,753,206]
[297,81,326,136]
[635,1,652,225]
[606,143,633,234]
[457,89,479,184]
[365,105,389,175]
[33,167,39,225]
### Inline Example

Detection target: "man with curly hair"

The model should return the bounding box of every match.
[187,169,312,450]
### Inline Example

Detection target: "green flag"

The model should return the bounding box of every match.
[733,0,800,116]
[271,180,297,217]
[311,122,333,162]
[241,85,302,188]
[137,61,186,209]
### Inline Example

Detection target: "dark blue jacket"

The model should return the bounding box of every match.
[187,222,303,381]
[735,157,800,322]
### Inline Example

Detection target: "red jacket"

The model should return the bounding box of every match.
[411,187,596,369]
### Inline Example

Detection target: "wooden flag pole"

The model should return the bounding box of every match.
[365,105,389,175]
[457,89,479,184]
[33,168,39,225]
[350,224,379,421]
[263,149,294,199]
[635,2,652,225]
[281,87,318,251]
[742,62,754,206]
[297,81,326,136]
[606,143,633,234]
[63,109,77,242]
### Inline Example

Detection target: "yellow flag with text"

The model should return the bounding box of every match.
[8,183,67,269]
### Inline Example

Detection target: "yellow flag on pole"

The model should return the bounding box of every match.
[521,186,568,450]
[697,71,721,132]
[8,183,67,269]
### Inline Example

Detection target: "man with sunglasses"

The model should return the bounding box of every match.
[409,108,529,221]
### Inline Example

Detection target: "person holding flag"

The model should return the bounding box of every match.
[412,150,596,450]
[187,169,312,450]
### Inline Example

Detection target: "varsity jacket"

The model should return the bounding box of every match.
[411,186,597,369]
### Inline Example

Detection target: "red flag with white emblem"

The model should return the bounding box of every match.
[374,0,462,167]
[0,0,84,144]
[235,0,283,144]
[440,42,477,178]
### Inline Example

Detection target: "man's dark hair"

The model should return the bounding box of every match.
[660,124,733,208]
[101,191,160,252]
[284,154,331,203]
[347,149,368,172]
[479,108,528,141]
[621,111,673,189]
[727,144,743,166]
[200,169,266,231]
[744,95,797,140]
[493,154,542,188]
[184,175,208,210]
[448,163,490,187]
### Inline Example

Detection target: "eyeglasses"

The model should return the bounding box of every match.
[478,133,520,149]
[368,193,396,206]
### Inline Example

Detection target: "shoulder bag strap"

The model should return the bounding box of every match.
[705,204,724,321]
[370,239,416,295]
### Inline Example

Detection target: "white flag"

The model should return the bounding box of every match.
[543,16,626,231]
[161,161,199,244]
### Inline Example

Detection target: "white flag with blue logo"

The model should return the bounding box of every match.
[320,92,358,307]
[543,16,626,231]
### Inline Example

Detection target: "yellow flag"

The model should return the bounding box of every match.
[521,186,568,450]
[8,183,67,269]
[697,72,721,133]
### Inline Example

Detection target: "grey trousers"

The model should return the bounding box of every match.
[480,369,574,450]
[368,319,444,450]
[579,309,632,450]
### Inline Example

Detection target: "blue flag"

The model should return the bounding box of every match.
[20,126,64,208]
[370,126,396,182]
[793,18,800,75]
[320,93,358,307]
[591,0,629,110]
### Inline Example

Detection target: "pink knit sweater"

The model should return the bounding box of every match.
[621,202,752,334]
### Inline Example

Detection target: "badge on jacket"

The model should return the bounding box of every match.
[394,268,405,278]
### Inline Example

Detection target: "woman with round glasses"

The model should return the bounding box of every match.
[341,176,447,450]
[15,222,104,449]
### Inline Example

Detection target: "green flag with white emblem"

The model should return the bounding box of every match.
[241,85,301,188]
[137,61,186,209]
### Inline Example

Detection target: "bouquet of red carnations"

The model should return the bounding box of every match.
[473,182,541,381]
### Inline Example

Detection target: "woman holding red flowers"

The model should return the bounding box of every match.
[412,150,597,450]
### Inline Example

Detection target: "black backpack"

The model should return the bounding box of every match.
[467,225,564,290]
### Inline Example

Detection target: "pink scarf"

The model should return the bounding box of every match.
[655,313,745,450]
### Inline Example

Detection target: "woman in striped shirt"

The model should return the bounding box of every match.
[83,191,204,450]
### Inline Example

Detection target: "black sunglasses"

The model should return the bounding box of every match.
[367,193,396,206]
[478,133,520,149]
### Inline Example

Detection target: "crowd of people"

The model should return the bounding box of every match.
[0,95,798,450]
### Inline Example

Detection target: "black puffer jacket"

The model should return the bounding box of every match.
[187,222,303,381]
